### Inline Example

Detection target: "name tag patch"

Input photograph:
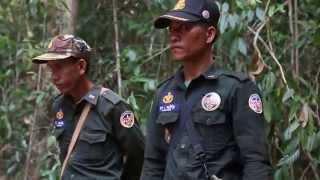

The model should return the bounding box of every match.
[159,104,179,112]
[159,91,179,112]
[54,109,64,128]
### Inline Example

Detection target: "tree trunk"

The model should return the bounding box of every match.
[66,0,79,34]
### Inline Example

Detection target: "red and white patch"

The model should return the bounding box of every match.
[120,111,135,128]
[201,92,221,111]
[248,94,263,114]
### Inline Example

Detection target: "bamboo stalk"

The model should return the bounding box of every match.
[112,0,122,96]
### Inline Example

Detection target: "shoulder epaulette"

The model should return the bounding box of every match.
[157,75,175,88]
[101,89,122,104]
[222,71,250,82]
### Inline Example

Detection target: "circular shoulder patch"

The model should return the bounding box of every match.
[120,111,135,128]
[201,92,221,111]
[248,94,263,114]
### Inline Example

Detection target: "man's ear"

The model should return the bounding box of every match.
[78,59,87,75]
[206,26,217,44]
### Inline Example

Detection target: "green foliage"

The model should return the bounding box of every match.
[0,0,319,179]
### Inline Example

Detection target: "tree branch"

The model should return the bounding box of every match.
[248,26,288,88]
[24,65,43,180]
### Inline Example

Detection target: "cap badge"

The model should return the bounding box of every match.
[56,109,64,120]
[201,92,221,111]
[88,94,95,99]
[248,94,263,113]
[120,111,135,128]
[173,0,185,10]
[163,92,174,104]
[202,10,210,19]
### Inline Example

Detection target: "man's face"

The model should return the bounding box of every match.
[168,20,210,61]
[46,58,81,95]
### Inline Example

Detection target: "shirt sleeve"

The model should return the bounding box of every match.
[231,80,273,180]
[110,101,145,180]
[140,95,168,180]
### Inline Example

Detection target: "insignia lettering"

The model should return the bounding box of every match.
[159,104,176,112]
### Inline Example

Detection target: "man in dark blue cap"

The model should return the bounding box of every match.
[140,0,272,179]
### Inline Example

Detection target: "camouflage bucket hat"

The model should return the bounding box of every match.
[32,34,91,64]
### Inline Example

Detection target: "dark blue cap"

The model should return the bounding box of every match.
[154,0,220,29]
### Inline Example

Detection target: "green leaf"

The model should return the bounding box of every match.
[126,49,137,62]
[284,121,300,141]
[256,8,265,21]
[282,88,294,103]
[277,149,300,166]
[263,98,272,123]
[219,14,228,33]
[221,2,229,13]
[238,38,247,55]
[228,14,239,29]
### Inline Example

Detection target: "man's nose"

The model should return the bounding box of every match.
[169,31,180,43]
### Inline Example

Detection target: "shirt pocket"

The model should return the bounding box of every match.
[156,112,179,126]
[54,127,65,139]
[191,103,232,152]
[74,130,108,161]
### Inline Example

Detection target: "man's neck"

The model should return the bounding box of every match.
[183,52,213,81]
[69,78,94,103]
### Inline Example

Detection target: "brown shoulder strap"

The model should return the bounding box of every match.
[60,87,109,179]
[60,103,92,179]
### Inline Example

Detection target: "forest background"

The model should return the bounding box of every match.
[0,0,319,179]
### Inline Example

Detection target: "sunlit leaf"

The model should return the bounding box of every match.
[282,88,294,103]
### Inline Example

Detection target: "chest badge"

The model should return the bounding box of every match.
[163,92,174,104]
[120,111,135,128]
[56,109,64,119]
[54,109,64,128]
[201,92,221,111]
[248,94,263,114]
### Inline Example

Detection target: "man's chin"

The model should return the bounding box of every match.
[171,54,185,61]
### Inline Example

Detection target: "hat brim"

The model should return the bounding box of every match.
[32,52,74,64]
[154,11,201,29]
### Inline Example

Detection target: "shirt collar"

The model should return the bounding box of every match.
[81,86,101,105]
[201,64,224,80]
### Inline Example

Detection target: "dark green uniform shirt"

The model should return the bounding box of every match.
[141,65,272,180]
[52,86,145,180]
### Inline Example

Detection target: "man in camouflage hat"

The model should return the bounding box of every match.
[33,34,145,180]
[141,0,272,179]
